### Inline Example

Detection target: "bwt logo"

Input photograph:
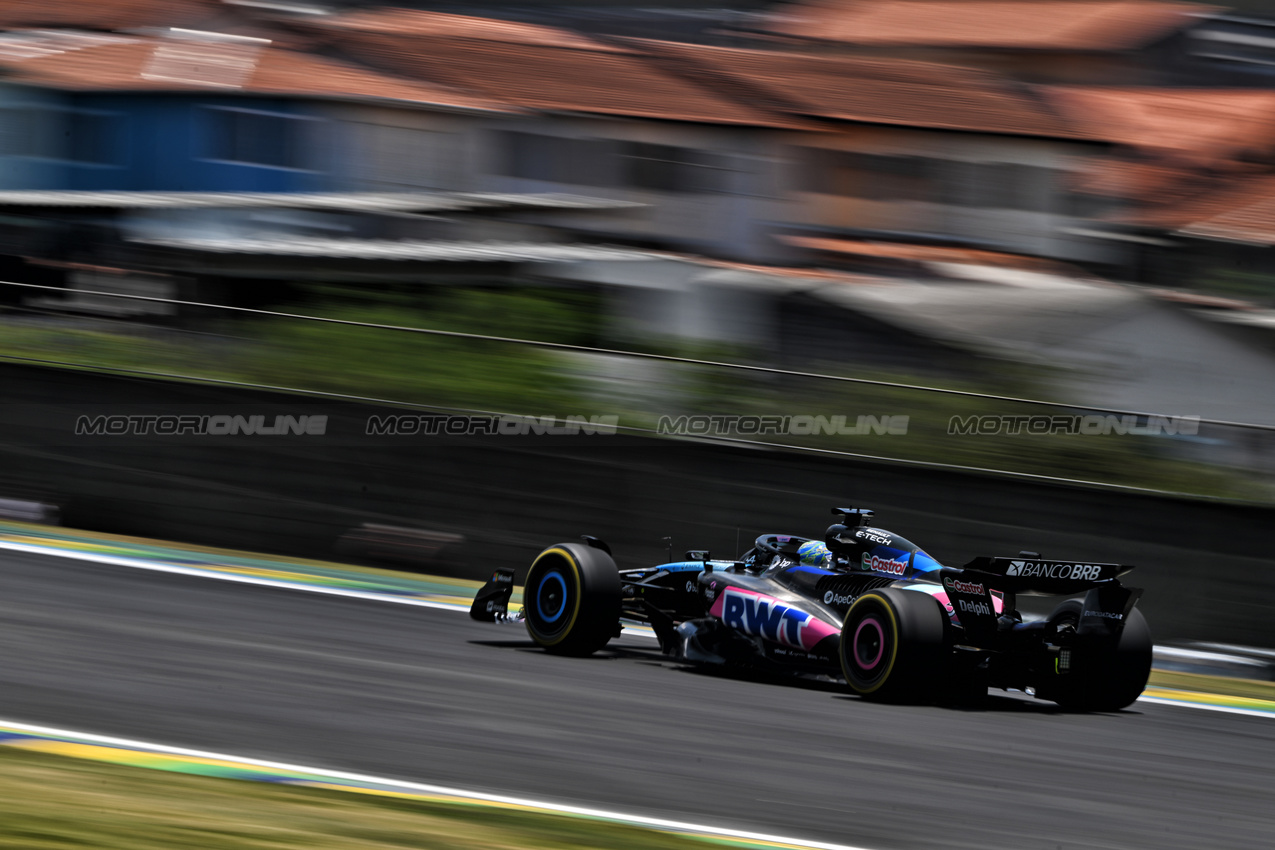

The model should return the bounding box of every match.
[1007,561,1104,580]
[862,553,908,575]
[721,589,812,648]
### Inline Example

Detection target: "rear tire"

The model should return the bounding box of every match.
[840,589,947,702]
[523,543,622,656]
[1045,599,1152,712]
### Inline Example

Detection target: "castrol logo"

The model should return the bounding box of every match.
[862,553,907,575]
[944,577,985,595]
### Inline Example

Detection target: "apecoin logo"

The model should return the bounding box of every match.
[823,590,855,606]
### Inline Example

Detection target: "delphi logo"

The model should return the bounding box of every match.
[957,599,993,617]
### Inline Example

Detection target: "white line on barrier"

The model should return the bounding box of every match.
[0,718,877,850]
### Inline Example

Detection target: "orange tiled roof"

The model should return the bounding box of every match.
[779,234,1079,271]
[308,10,806,128]
[0,0,308,45]
[0,0,221,31]
[1162,177,1275,242]
[631,40,1089,139]
[1047,87,1275,161]
[0,33,509,112]
[1070,157,1205,199]
[1180,199,1275,244]
[1114,173,1275,229]
[770,0,1214,50]
[325,8,625,52]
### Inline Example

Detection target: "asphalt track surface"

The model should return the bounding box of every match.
[2,549,1272,850]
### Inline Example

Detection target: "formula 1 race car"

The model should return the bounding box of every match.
[470,507,1153,711]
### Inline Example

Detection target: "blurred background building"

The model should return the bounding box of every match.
[2,0,1275,479]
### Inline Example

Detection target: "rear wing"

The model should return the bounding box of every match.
[944,557,1142,643]
[958,556,1133,595]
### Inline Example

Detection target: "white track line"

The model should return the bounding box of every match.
[0,718,877,850]
[0,539,463,611]
[1,537,1269,718]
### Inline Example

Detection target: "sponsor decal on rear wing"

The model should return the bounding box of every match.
[958,557,1134,595]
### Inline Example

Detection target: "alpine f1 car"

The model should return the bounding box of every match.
[470,507,1152,710]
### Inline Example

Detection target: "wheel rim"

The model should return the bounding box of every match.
[853,617,885,670]
[842,596,899,693]
[536,571,568,624]
[525,552,580,644]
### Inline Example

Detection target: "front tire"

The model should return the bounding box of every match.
[1045,599,1152,712]
[523,542,621,656]
[840,588,947,702]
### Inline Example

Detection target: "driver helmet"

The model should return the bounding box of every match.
[797,540,831,568]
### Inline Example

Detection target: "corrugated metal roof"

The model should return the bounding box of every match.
[131,236,663,262]
[0,191,644,212]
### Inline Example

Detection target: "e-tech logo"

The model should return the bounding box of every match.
[1007,561,1104,580]
[862,553,908,575]
[944,578,986,595]
[720,588,812,649]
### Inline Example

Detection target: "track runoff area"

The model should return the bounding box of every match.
[0,521,1271,850]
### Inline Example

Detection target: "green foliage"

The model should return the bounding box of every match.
[1195,268,1275,303]
[0,282,1262,501]
[0,286,601,413]
[0,747,731,850]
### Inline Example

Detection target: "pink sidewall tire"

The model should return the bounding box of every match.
[839,589,948,703]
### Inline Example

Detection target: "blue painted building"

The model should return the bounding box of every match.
[0,72,330,192]
[37,93,325,192]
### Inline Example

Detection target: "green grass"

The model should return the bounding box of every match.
[0,746,734,850]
